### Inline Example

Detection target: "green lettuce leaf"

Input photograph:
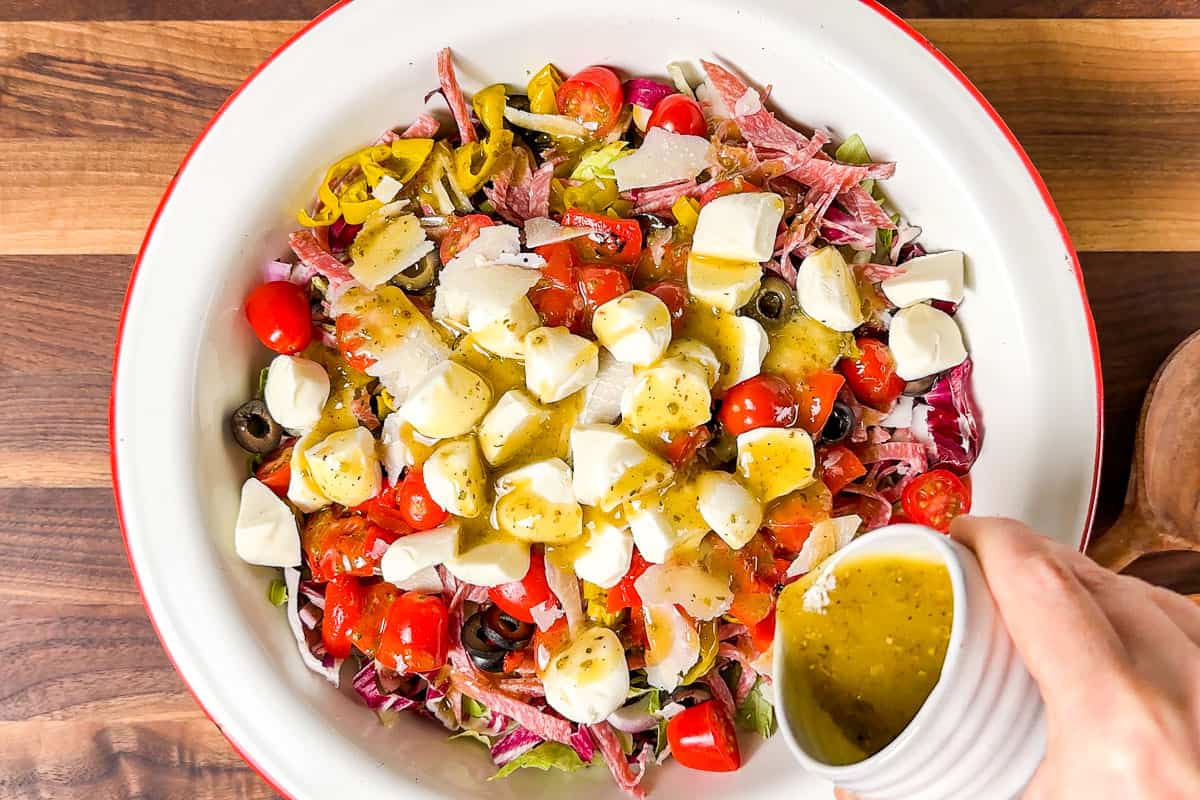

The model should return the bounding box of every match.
[463,696,488,719]
[490,742,591,780]
[735,679,777,739]
[570,142,628,182]
[450,729,494,747]
[835,133,875,195]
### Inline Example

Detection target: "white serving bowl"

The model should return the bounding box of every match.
[110,0,1102,797]
[775,525,1045,800]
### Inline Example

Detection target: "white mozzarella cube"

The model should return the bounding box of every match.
[572,509,634,588]
[390,564,445,593]
[287,430,330,513]
[736,427,816,503]
[523,327,600,403]
[493,458,583,544]
[569,425,674,512]
[444,534,531,587]
[234,477,301,567]
[399,360,493,439]
[796,246,865,332]
[264,355,330,432]
[665,339,721,387]
[477,389,547,467]
[304,426,382,508]
[889,303,968,381]
[380,524,459,585]
[691,192,785,263]
[686,254,762,312]
[696,471,763,550]
[881,250,965,308]
[620,357,713,434]
[422,437,488,518]
[626,505,683,564]
[641,603,700,692]
[592,291,673,366]
[723,316,770,388]
[379,413,438,482]
[542,627,630,723]
[469,296,540,360]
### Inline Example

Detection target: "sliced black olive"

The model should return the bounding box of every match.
[390,249,438,291]
[701,423,738,467]
[903,375,937,397]
[746,276,796,329]
[462,612,506,672]
[231,399,282,454]
[822,401,854,443]
[480,605,534,651]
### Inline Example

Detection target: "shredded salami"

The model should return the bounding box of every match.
[628,178,701,215]
[718,642,762,704]
[401,113,440,139]
[588,721,647,799]
[288,230,354,284]
[836,484,893,531]
[703,670,737,719]
[485,152,553,224]
[436,47,477,144]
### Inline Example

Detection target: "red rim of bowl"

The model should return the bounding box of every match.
[108,2,1104,797]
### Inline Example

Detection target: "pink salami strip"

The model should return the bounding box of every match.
[436,48,477,144]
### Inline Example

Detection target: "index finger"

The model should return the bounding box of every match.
[949,516,1129,708]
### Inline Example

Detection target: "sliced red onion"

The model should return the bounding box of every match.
[606,695,657,734]
[264,260,293,283]
[490,727,543,766]
[529,599,564,632]
[545,559,584,635]
[298,580,326,609]
[297,603,322,631]
[625,78,674,110]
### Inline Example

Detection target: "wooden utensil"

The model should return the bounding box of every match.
[1088,330,1200,574]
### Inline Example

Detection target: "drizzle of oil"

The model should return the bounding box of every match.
[451,336,525,396]
[679,300,754,392]
[626,478,710,554]
[763,310,855,389]
[302,344,373,439]
[546,506,625,569]
[737,429,816,503]
[335,284,450,359]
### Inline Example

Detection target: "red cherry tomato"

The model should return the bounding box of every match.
[660,425,712,467]
[748,606,776,654]
[440,213,496,264]
[839,338,906,410]
[819,444,867,495]
[300,508,393,582]
[699,176,762,207]
[254,440,294,497]
[794,370,846,435]
[334,313,377,372]
[578,266,631,313]
[531,242,585,330]
[901,469,972,533]
[397,469,450,531]
[532,617,571,672]
[718,374,799,436]
[606,550,652,613]
[376,592,450,673]
[667,699,742,772]
[643,280,688,334]
[349,582,399,656]
[351,480,414,536]
[245,281,312,354]
[488,549,557,624]
[561,209,643,266]
[647,93,707,137]
[556,66,624,134]
[762,487,832,558]
[321,576,365,659]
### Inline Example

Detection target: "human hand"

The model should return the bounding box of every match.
[837,516,1200,799]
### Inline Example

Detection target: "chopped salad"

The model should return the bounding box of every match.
[228,50,982,796]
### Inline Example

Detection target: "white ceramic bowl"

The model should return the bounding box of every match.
[110,0,1102,797]
[774,525,1046,800]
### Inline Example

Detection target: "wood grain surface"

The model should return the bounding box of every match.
[2,2,1198,799]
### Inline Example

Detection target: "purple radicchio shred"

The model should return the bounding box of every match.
[918,358,983,473]
[490,727,543,766]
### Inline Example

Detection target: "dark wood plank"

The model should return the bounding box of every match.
[4,0,1199,21]
[1082,253,1200,534]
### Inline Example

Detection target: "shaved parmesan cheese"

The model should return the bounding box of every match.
[503,106,587,139]
[495,252,546,269]
[524,217,590,248]
[612,128,710,192]
[733,88,762,117]
[371,176,404,203]
[434,262,540,326]
[445,225,522,270]
[348,209,434,290]
[786,515,863,577]
[634,564,733,621]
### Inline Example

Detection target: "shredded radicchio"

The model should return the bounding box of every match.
[283,568,342,686]
[490,727,542,766]
[915,358,983,473]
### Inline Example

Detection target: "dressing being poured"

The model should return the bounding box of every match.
[778,554,953,766]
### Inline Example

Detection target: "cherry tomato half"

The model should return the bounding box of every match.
[254,440,294,497]
[819,444,866,495]
[763,484,832,558]
[718,374,799,436]
[300,508,393,582]
[795,370,846,435]
[606,550,652,613]
[578,266,631,314]
[531,242,585,330]
[397,469,450,531]
[440,213,496,264]
[349,582,399,657]
[660,425,712,467]
[667,699,742,772]
[644,280,688,334]
[335,313,376,372]
[377,592,450,673]
[839,337,906,410]
[488,549,557,624]
[561,209,643,266]
[321,576,365,659]
[901,469,972,532]
[351,480,414,536]
[647,93,707,137]
[556,66,624,134]
[245,281,312,354]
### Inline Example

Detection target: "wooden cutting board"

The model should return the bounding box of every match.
[2,1,1199,798]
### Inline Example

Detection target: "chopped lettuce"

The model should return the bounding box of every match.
[876,212,901,261]
[835,133,875,195]
[490,741,592,780]
[735,679,777,739]
[463,696,488,719]
[570,142,629,182]
[646,688,668,755]
[450,728,494,747]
